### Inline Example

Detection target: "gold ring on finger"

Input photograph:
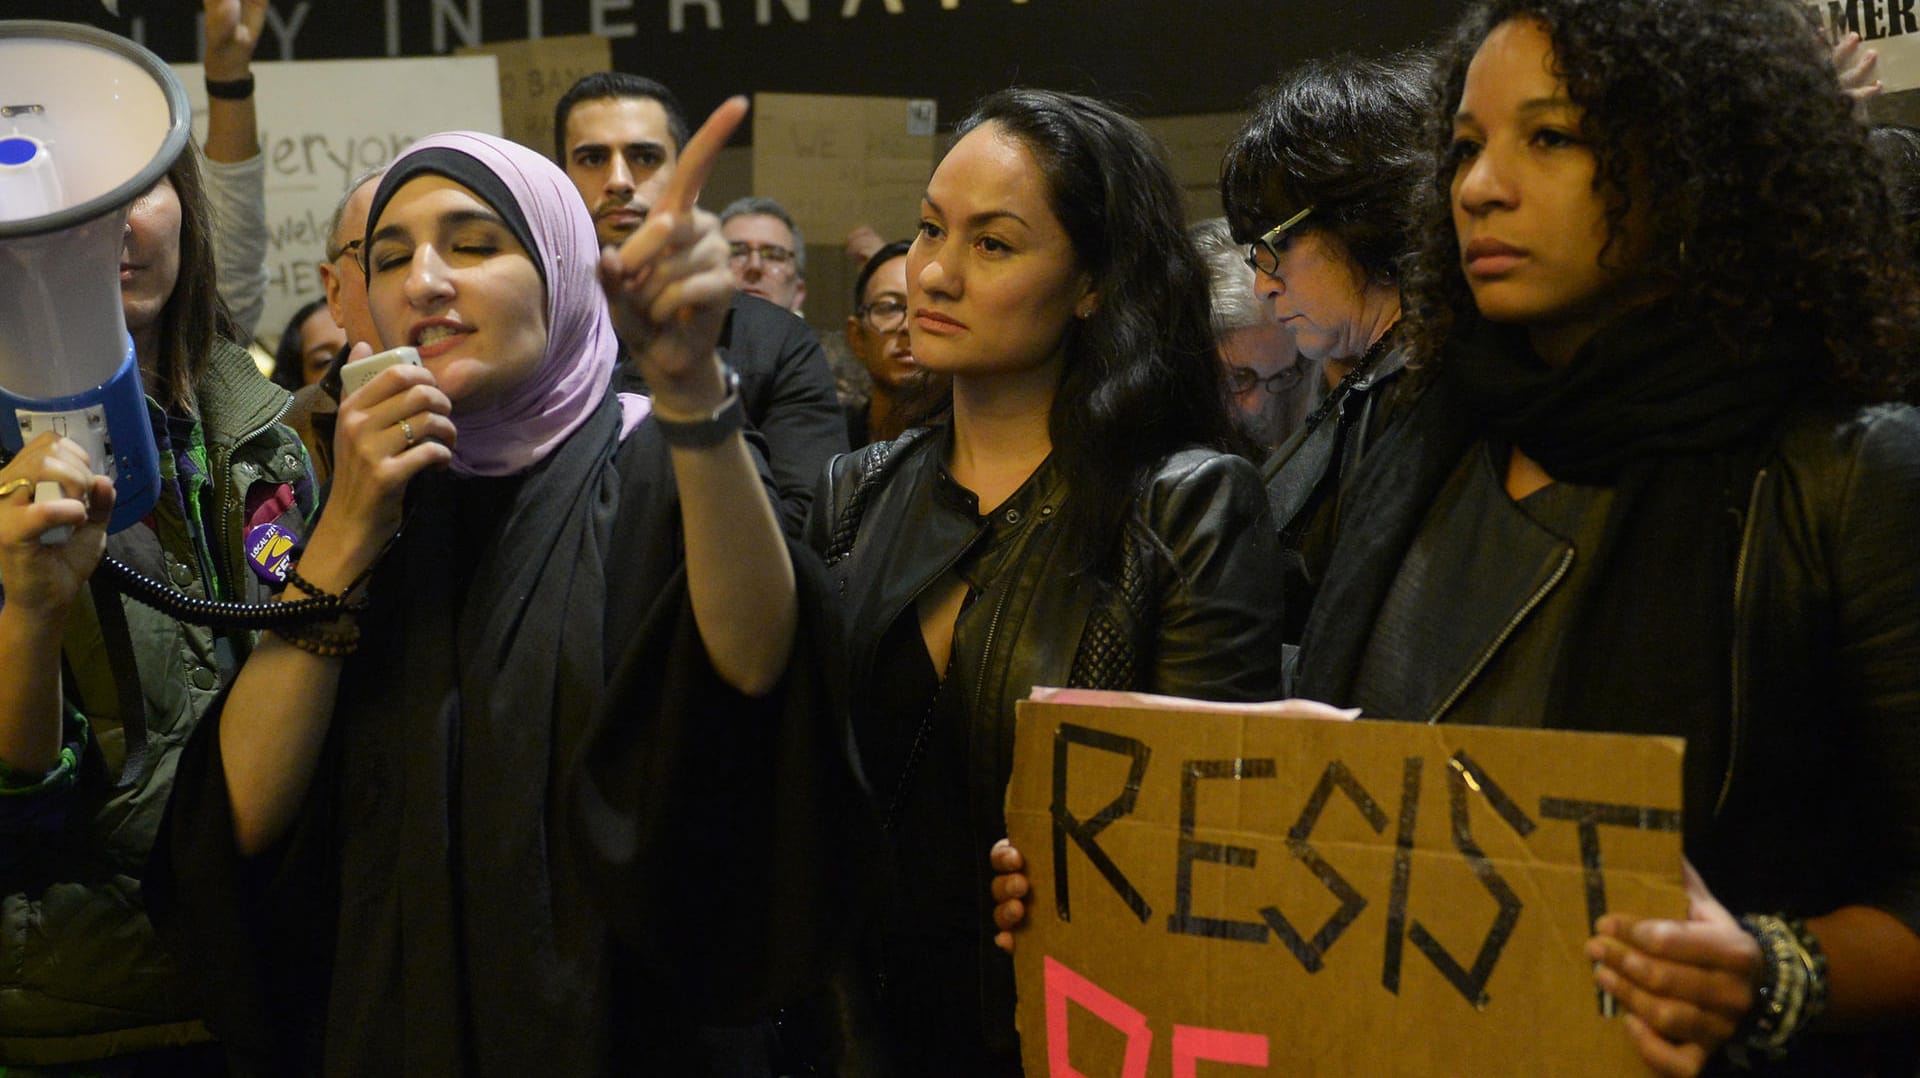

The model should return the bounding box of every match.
[0,477,33,499]
[399,418,417,447]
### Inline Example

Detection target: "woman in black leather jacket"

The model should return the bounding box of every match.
[1290,2,1920,1074]
[808,88,1287,1074]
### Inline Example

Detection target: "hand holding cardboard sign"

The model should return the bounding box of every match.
[1586,861,1759,1077]
[990,839,1028,954]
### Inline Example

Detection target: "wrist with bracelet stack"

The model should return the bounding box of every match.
[1726,913,1829,1068]
[270,562,373,658]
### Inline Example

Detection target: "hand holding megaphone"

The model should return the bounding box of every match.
[0,431,114,614]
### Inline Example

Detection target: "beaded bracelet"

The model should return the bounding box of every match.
[284,563,371,615]
[1727,914,1829,1068]
[269,620,361,657]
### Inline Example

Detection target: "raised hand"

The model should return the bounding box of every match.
[202,0,268,80]
[599,96,748,414]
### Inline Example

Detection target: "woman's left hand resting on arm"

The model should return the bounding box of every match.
[600,96,796,697]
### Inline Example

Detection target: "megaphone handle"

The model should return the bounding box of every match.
[35,480,74,545]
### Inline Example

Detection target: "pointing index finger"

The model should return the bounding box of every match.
[656,95,748,217]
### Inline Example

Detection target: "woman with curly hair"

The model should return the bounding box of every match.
[1286,1,1920,1073]
[809,88,1286,1073]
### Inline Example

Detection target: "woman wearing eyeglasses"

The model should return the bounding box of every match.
[1221,53,1432,644]
[806,88,1286,1074]
[1190,217,1322,451]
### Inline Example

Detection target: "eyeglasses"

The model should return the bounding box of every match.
[857,296,908,333]
[728,242,796,270]
[1226,362,1305,396]
[328,237,363,267]
[1243,205,1315,276]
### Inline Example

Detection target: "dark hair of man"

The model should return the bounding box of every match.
[151,147,241,417]
[1219,52,1432,286]
[1406,0,1920,402]
[271,296,331,391]
[552,72,692,160]
[852,239,912,307]
[951,88,1244,574]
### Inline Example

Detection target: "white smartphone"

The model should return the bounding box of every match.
[338,345,422,399]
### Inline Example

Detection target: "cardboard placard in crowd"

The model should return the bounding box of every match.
[750,92,937,249]
[455,34,610,161]
[1004,689,1687,1077]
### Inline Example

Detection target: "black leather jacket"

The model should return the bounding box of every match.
[808,426,1288,1061]
[1304,396,1920,1076]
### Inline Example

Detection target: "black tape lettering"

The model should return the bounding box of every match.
[1539,797,1684,1014]
[1382,756,1422,994]
[1168,758,1277,942]
[1051,722,1153,924]
[1402,755,1527,1008]
[1259,760,1387,973]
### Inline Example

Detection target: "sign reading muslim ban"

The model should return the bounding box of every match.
[1003,690,1688,1077]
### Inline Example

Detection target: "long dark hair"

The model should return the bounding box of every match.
[950,88,1244,573]
[1405,0,1920,402]
[149,146,240,415]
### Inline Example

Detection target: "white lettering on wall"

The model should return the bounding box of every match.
[671,0,724,31]
[526,0,544,40]
[386,0,403,56]
[758,0,809,24]
[432,0,483,51]
[591,0,639,37]
[839,0,905,15]
[264,3,312,60]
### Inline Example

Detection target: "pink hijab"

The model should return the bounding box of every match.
[368,131,647,477]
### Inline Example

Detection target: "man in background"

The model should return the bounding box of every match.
[555,73,846,535]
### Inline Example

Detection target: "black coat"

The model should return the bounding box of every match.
[808,427,1289,1067]
[148,396,874,1076]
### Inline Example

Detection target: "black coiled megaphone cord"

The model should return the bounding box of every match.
[98,554,355,629]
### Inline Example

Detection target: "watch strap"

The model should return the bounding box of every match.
[205,74,256,100]
[651,363,746,448]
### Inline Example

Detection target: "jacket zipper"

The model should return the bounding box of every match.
[1715,468,1767,819]
[1425,547,1575,724]
[972,576,1016,712]
[216,397,295,596]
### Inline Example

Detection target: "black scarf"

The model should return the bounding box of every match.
[1296,308,1804,840]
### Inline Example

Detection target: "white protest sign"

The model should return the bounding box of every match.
[173,57,502,346]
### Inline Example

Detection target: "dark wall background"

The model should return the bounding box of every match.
[8,0,1467,137]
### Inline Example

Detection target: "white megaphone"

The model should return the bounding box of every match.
[0,20,189,536]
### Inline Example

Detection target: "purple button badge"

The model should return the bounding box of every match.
[245,521,296,584]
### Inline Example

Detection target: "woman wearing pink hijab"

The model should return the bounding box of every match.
[150,113,872,1075]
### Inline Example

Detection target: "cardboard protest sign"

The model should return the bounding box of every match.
[1805,1,1920,92]
[455,35,610,161]
[1004,691,1688,1077]
[750,92,937,248]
